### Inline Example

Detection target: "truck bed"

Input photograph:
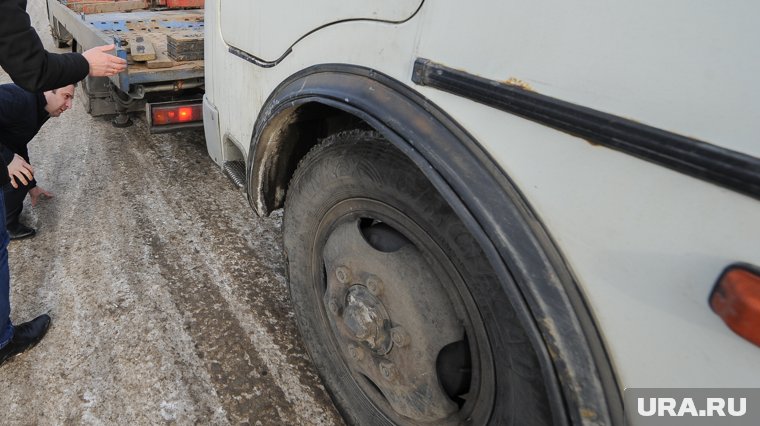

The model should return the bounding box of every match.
[85,10,204,85]
[47,0,204,90]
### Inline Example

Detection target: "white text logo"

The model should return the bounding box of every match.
[637,397,747,417]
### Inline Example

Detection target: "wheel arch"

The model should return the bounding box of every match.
[247,64,622,425]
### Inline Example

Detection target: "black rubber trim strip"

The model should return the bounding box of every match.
[412,58,760,201]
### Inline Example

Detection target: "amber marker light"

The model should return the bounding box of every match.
[709,263,760,347]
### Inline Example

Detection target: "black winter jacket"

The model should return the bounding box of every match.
[0,0,89,185]
[0,84,49,189]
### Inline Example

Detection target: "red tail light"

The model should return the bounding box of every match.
[178,107,194,122]
[151,104,202,126]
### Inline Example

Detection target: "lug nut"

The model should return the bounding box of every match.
[391,327,409,347]
[328,299,339,314]
[335,266,351,284]
[366,275,383,295]
[348,344,365,361]
[380,362,397,381]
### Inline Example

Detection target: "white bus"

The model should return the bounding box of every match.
[202,1,760,424]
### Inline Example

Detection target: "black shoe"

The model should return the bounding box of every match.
[7,222,36,240]
[0,314,51,367]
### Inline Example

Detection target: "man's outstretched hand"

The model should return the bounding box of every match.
[82,44,127,77]
[8,154,33,189]
[29,186,53,207]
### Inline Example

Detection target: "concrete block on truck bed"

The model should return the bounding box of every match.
[146,51,174,69]
[129,36,156,61]
[167,31,204,61]
[65,0,149,14]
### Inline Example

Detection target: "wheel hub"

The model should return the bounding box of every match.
[343,286,392,355]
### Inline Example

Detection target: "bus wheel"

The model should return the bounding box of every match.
[283,130,554,425]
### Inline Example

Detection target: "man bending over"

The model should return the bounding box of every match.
[0,83,74,239]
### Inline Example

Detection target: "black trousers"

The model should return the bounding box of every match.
[3,183,29,226]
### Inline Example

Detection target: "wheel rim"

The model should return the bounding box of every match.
[311,199,495,424]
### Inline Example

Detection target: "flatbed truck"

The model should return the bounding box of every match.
[46,0,204,132]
